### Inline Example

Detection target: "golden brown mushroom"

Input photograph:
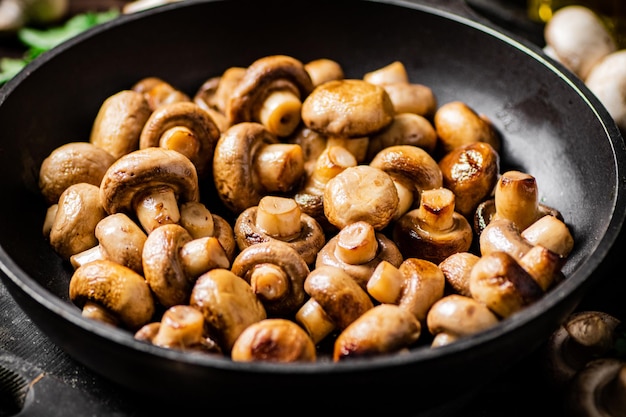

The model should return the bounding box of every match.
[230,240,310,317]
[47,183,107,260]
[295,265,374,345]
[438,141,500,219]
[69,259,155,331]
[438,251,480,297]
[316,220,403,290]
[302,78,395,138]
[323,165,399,231]
[369,144,443,219]
[226,55,314,137]
[231,318,316,363]
[393,187,473,264]
[142,223,229,308]
[131,76,191,111]
[333,303,421,361]
[89,90,153,160]
[213,122,305,214]
[138,101,221,179]
[233,195,325,266]
[426,294,499,347]
[434,101,500,155]
[367,113,438,160]
[189,268,267,354]
[179,201,237,262]
[304,58,344,87]
[99,147,199,234]
[38,142,116,205]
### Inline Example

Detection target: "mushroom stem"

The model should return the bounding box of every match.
[521,214,574,258]
[255,196,302,240]
[295,298,336,345]
[334,221,378,265]
[257,90,303,138]
[418,188,456,230]
[179,236,230,278]
[367,260,405,304]
[134,186,182,234]
[151,305,206,349]
[494,170,540,231]
[179,201,215,239]
[159,126,201,160]
[254,143,305,193]
[248,263,289,303]
[81,300,119,327]
[326,136,369,163]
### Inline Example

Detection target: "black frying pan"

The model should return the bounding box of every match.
[0,0,624,414]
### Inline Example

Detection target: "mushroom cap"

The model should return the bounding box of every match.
[139,101,221,178]
[333,303,421,361]
[89,90,152,160]
[69,259,155,330]
[142,223,194,308]
[49,182,107,260]
[39,142,116,205]
[212,122,280,214]
[434,101,500,154]
[367,113,438,160]
[396,257,446,323]
[302,79,395,138]
[189,268,267,353]
[100,147,199,215]
[231,318,316,362]
[226,55,314,125]
[426,294,499,339]
[585,49,626,131]
[230,240,310,316]
[323,165,399,231]
[95,212,147,275]
[303,265,373,330]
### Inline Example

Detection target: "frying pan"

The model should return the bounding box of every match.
[0,0,624,414]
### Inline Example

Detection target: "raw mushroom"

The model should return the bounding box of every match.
[369,144,443,220]
[304,58,345,87]
[302,78,395,138]
[333,304,421,361]
[295,265,373,345]
[367,113,438,160]
[438,141,500,219]
[213,122,305,214]
[426,294,499,347]
[142,223,229,308]
[585,49,626,132]
[89,90,153,160]
[99,147,199,234]
[543,5,617,81]
[233,195,326,266]
[189,268,267,354]
[38,142,116,205]
[230,240,310,317]
[316,220,403,290]
[323,165,399,231]
[47,183,107,260]
[469,251,544,318]
[565,358,626,417]
[434,101,500,155]
[139,101,221,178]
[393,187,473,264]
[135,305,220,354]
[231,318,316,363]
[131,76,190,111]
[545,310,623,387]
[226,55,314,137]
[69,213,147,274]
[69,259,155,331]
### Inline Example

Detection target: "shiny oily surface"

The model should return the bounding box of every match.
[0,0,624,414]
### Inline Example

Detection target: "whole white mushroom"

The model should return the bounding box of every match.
[585,49,626,132]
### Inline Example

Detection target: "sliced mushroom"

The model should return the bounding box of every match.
[99,147,199,234]
[89,90,153,160]
[469,251,544,318]
[213,122,305,214]
[295,265,373,345]
[189,268,267,354]
[142,223,229,308]
[69,259,155,330]
[426,294,499,347]
[48,183,107,260]
[438,141,500,219]
[302,78,395,138]
[70,212,147,274]
[38,142,116,205]
[138,101,221,178]
[226,55,314,137]
[231,318,316,363]
[333,303,421,361]
[323,165,399,231]
[233,196,326,266]
[315,220,403,290]
[393,187,473,264]
[230,240,310,317]
[434,101,500,155]
[369,144,443,219]
[367,113,438,160]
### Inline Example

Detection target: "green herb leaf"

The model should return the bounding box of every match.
[0,57,28,85]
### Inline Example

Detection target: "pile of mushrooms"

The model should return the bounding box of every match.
[39,54,576,363]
